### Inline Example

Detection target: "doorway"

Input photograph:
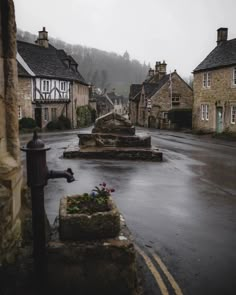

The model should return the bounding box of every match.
[216,107,223,133]
[148,116,156,128]
[35,107,42,128]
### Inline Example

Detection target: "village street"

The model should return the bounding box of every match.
[20,129,236,295]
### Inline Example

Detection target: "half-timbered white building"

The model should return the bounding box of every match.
[17,27,89,128]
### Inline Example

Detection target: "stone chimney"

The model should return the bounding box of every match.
[35,27,49,48]
[159,60,167,75]
[155,61,161,74]
[217,28,228,46]
[148,68,155,77]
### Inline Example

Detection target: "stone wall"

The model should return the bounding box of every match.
[193,67,236,133]
[0,0,23,264]
[72,82,89,128]
[18,77,33,118]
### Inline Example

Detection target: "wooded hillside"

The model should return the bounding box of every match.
[17,29,149,96]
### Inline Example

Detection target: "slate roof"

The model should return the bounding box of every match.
[17,41,87,84]
[129,84,142,99]
[144,74,170,98]
[17,62,31,77]
[107,91,127,104]
[194,38,236,72]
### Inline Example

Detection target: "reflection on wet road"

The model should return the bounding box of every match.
[20,129,236,295]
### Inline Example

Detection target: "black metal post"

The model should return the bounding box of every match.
[21,131,75,281]
[21,131,50,279]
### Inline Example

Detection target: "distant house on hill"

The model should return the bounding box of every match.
[106,90,128,115]
[193,28,236,134]
[17,27,89,128]
[90,90,114,118]
[129,61,193,128]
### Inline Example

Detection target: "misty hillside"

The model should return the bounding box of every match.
[17,29,149,96]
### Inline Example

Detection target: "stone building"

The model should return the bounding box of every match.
[96,93,114,117]
[129,61,193,128]
[17,27,89,128]
[0,0,23,264]
[193,28,236,133]
[106,90,128,115]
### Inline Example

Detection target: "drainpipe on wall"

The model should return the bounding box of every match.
[71,82,74,128]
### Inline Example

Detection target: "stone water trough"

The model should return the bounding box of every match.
[47,195,138,294]
[64,112,163,161]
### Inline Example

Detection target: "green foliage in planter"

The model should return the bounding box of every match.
[46,115,71,130]
[67,193,110,214]
[168,108,192,129]
[19,117,37,130]
[67,183,115,214]
[76,105,96,127]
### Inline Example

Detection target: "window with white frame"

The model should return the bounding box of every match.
[231,106,236,124]
[201,104,209,121]
[42,80,50,93]
[60,81,66,92]
[18,106,22,119]
[172,94,181,105]
[44,108,49,121]
[203,72,211,88]
[233,68,236,85]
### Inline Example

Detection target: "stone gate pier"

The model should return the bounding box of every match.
[0,0,23,264]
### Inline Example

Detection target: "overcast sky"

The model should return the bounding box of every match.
[14,0,236,78]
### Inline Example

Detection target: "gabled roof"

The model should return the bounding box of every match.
[17,41,87,84]
[194,38,236,72]
[92,93,114,107]
[107,91,127,104]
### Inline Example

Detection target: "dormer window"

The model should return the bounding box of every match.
[203,72,211,88]
[60,81,66,92]
[42,79,50,93]
[233,68,236,85]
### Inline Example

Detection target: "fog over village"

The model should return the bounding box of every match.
[14,0,236,85]
[1,0,236,295]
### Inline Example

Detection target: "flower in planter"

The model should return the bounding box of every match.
[92,183,115,199]
[66,183,115,214]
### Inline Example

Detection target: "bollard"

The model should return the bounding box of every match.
[21,131,75,280]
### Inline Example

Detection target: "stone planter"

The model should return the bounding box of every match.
[59,195,120,240]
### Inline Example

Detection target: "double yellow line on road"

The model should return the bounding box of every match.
[135,244,183,295]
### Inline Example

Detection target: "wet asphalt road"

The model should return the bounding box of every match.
[20,128,236,295]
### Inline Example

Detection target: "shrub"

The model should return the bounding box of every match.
[19,117,37,130]
[76,105,96,127]
[46,115,71,130]
[58,115,71,129]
